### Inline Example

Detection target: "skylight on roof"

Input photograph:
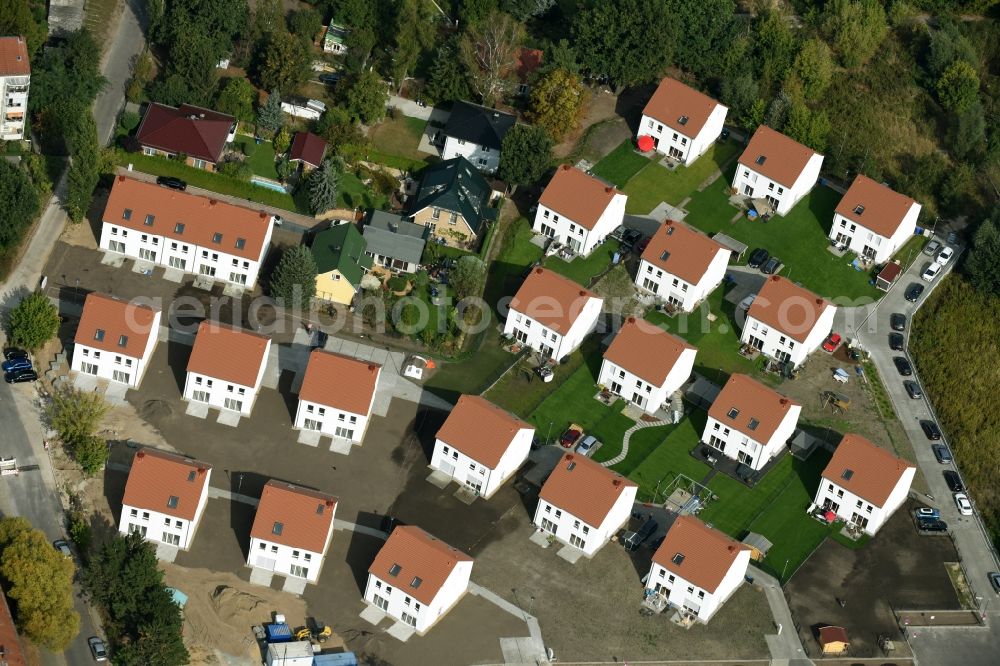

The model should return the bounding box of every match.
[212,232,223,244]
[272,522,284,535]
[727,407,739,419]
[167,495,179,509]
[187,470,196,482]
[672,553,685,565]
[841,469,854,481]
[748,418,760,431]
[854,204,865,215]
[123,209,132,220]
[144,214,155,226]
[678,115,689,125]
[118,335,128,347]
[755,155,767,166]
[411,577,422,588]
[316,503,325,514]
[389,563,401,577]
[175,222,185,234]
[660,250,670,261]
[235,238,246,250]
[95,329,105,342]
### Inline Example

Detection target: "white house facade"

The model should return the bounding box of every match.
[71,293,161,388]
[183,322,270,417]
[814,434,916,535]
[430,395,534,498]
[636,220,731,312]
[830,175,921,264]
[248,481,337,584]
[532,165,627,256]
[504,268,604,360]
[702,374,801,472]
[732,126,824,216]
[100,176,275,288]
[534,453,638,557]
[364,526,473,635]
[638,77,727,166]
[646,516,751,623]
[740,276,836,368]
[119,448,212,552]
[598,317,696,415]
[0,36,30,141]
[440,101,515,173]
[294,350,382,445]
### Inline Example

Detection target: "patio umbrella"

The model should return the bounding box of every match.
[637,135,654,152]
[824,510,836,522]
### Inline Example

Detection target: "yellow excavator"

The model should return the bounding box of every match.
[294,622,332,643]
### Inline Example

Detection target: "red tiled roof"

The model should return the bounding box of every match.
[298,349,381,415]
[640,219,729,285]
[250,480,337,554]
[186,321,269,387]
[642,77,724,138]
[604,317,695,387]
[747,275,833,343]
[652,516,749,593]
[0,36,30,76]
[819,626,850,646]
[738,125,819,188]
[708,374,798,444]
[104,176,273,260]
[0,583,26,666]
[835,175,918,238]
[75,292,158,358]
[509,267,601,335]
[122,448,211,521]
[136,103,234,163]
[822,433,913,506]
[368,526,472,606]
[539,165,620,231]
[436,395,532,468]
[539,453,636,527]
[289,132,328,168]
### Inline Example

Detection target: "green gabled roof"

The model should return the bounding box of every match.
[410,156,493,235]
[310,223,373,288]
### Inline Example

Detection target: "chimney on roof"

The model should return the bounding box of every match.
[626,316,636,324]
[578,290,587,296]
[118,175,125,182]
[197,467,207,475]
[136,450,146,460]
[605,186,614,194]
[613,479,622,487]
[368,364,378,372]
[816,298,824,305]
[326,499,335,507]
[199,113,205,119]
[210,199,217,206]
[560,164,571,171]
[779,398,789,405]
[259,211,267,218]
[535,267,543,275]
[728,545,736,552]
[770,275,780,282]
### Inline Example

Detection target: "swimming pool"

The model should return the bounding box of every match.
[251,176,290,193]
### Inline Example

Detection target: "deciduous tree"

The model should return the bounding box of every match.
[821,0,888,69]
[574,0,675,90]
[388,0,436,91]
[215,77,257,123]
[792,39,834,101]
[936,60,980,113]
[499,124,553,187]
[529,68,586,140]
[0,160,40,251]
[460,10,524,107]
[344,70,388,124]
[965,211,1000,296]
[269,245,318,308]
[451,256,487,301]
[6,292,59,351]
[256,30,311,93]
[287,8,323,42]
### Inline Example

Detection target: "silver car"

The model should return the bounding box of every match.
[576,435,598,456]
[88,636,108,662]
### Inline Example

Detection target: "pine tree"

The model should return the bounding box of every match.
[269,245,318,308]
[308,157,342,215]
[257,89,283,133]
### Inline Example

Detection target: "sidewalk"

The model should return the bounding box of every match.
[388,94,432,121]
[749,564,813,663]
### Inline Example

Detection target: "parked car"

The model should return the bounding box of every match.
[822,333,842,353]
[718,128,730,142]
[922,420,942,441]
[318,72,342,84]
[922,262,942,282]
[623,516,658,551]
[620,229,642,250]
[893,356,913,376]
[4,369,37,384]
[904,283,924,302]
[936,246,954,265]
[633,237,651,255]
[988,572,1000,595]
[932,444,953,464]
[88,636,108,662]
[915,507,940,520]
[2,357,32,373]
[918,520,948,533]
[890,313,906,331]
[954,492,973,516]
[559,427,582,449]
[748,248,769,268]
[889,332,904,351]
[155,175,187,191]
[943,470,964,492]
[923,239,941,256]
[53,539,72,557]
[761,256,782,274]
[2,348,28,361]
[576,435,598,456]
[609,225,627,241]
[904,380,922,399]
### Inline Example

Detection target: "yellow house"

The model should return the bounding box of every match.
[311,223,373,305]
[408,156,499,250]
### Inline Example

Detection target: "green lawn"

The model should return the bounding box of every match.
[545,239,621,287]
[338,170,388,210]
[683,177,880,301]
[615,419,712,488]
[369,115,430,162]
[589,140,651,187]
[623,141,741,214]
[233,135,278,179]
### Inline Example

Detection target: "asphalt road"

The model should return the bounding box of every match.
[92,0,147,146]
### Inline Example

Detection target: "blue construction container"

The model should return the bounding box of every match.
[313,652,358,665]
[265,623,293,643]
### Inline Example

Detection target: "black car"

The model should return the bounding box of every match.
[893,356,913,376]
[932,444,952,464]
[889,332,904,351]
[922,420,943,441]
[318,72,342,84]
[943,470,964,492]
[718,128,731,143]
[917,519,949,533]
[4,368,37,383]
[904,380,922,399]
[890,313,906,331]
[620,228,642,249]
[988,572,1000,595]
[3,348,28,361]
[748,248,769,268]
[156,176,187,191]
[905,283,924,302]
[761,256,782,275]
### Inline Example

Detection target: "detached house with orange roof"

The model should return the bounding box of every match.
[294,349,382,446]
[646,515,751,623]
[248,481,337,586]
[534,452,638,557]
[504,267,604,360]
[830,175,921,264]
[100,176,275,288]
[136,102,236,170]
[637,220,731,312]
[638,77,728,166]
[703,374,801,472]
[119,448,212,552]
[532,165,627,256]
[183,321,271,417]
[741,275,836,367]
[814,434,915,535]
[598,317,696,415]
[364,526,473,635]
[732,125,824,216]
[0,35,30,141]
[71,292,161,388]
[430,395,535,498]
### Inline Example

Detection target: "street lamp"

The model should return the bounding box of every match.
[546,421,553,446]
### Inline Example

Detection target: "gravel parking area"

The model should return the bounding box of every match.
[785,499,960,658]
